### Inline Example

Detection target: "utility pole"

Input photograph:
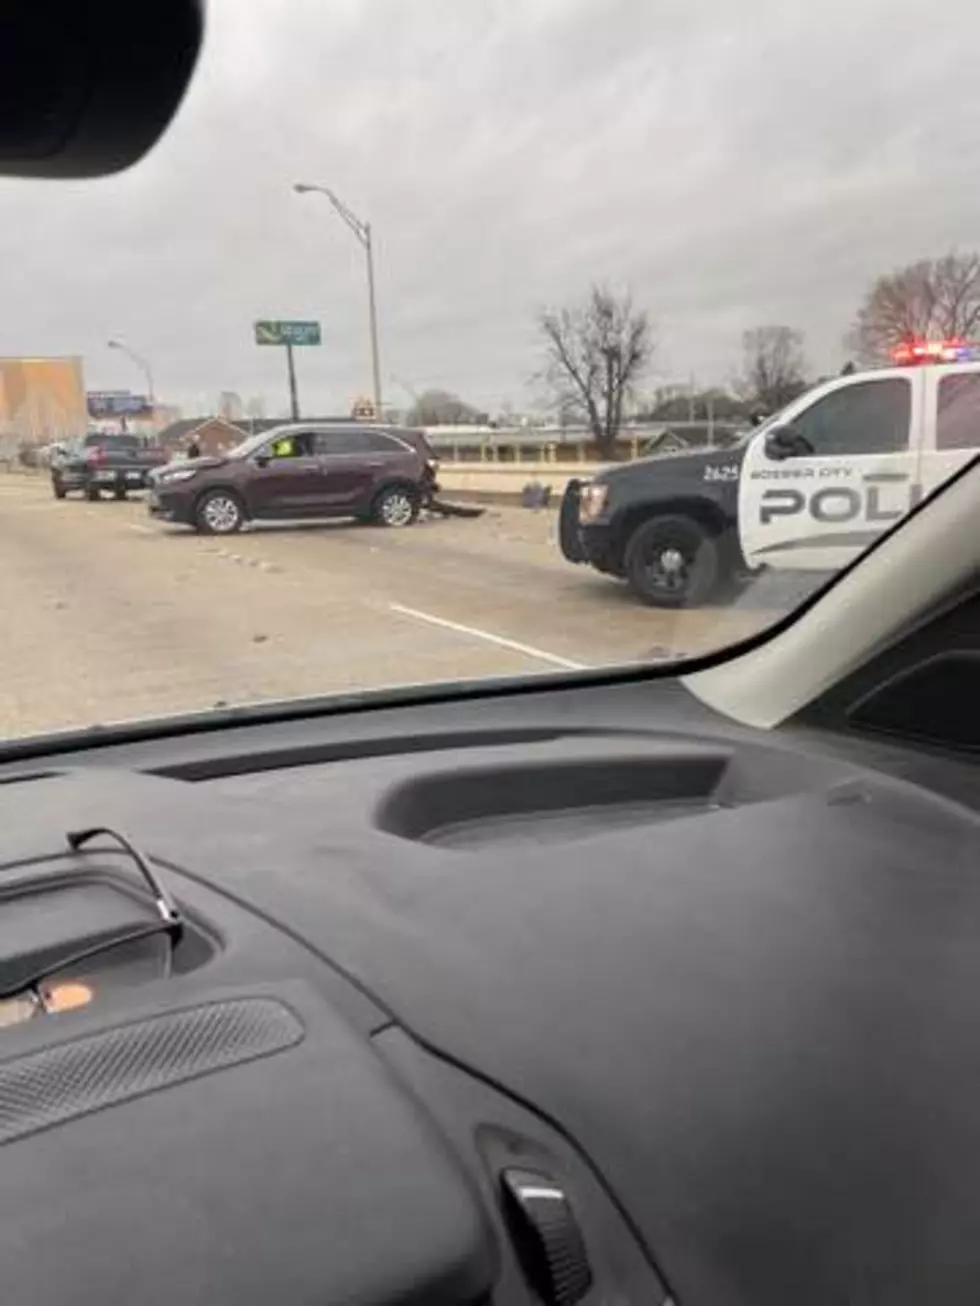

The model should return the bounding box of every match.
[285,343,300,420]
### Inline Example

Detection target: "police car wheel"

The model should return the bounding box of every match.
[624,514,720,608]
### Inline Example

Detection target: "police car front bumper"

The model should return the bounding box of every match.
[558,481,621,573]
[559,481,587,563]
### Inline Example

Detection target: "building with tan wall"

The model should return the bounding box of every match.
[0,356,87,456]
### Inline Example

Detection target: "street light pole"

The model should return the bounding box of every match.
[107,338,154,405]
[364,222,382,420]
[293,183,383,417]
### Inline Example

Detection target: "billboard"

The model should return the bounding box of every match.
[351,395,378,420]
[87,390,152,417]
[0,357,87,452]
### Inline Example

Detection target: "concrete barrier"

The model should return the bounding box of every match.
[3,458,603,504]
[436,460,610,503]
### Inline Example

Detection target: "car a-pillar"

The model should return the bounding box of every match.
[619,504,735,608]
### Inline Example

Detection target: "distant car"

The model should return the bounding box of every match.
[147,422,441,534]
[52,433,168,500]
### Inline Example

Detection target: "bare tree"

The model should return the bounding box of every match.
[406,389,487,426]
[850,251,980,362]
[737,325,808,415]
[638,385,747,422]
[538,286,651,458]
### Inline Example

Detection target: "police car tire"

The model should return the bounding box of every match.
[624,514,720,608]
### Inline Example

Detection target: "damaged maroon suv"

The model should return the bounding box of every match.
[147,423,440,534]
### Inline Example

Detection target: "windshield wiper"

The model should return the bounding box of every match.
[0,827,183,1003]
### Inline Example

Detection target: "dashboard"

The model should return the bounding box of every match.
[2,6,976,1302]
[0,604,976,1306]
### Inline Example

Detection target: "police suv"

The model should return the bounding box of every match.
[559,339,979,606]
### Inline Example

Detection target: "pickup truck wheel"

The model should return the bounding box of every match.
[52,479,66,500]
[624,514,721,608]
[194,489,244,534]
[371,484,419,528]
[86,485,101,502]
[113,487,127,501]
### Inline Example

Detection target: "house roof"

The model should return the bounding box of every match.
[155,416,236,448]
[156,415,367,448]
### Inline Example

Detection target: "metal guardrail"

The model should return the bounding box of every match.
[424,421,744,458]
[423,422,746,466]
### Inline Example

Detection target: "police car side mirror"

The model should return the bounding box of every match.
[764,425,813,461]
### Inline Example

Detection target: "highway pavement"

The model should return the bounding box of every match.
[0,474,820,739]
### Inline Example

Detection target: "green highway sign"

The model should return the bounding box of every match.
[254,320,322,347]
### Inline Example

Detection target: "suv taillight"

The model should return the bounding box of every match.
[86,446,105,464]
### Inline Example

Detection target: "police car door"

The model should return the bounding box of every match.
[918,364,980,509]
[738,369,923,572]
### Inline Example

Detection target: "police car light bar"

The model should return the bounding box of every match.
[891,339,980,365]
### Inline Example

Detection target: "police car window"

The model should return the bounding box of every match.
[937,374,980,450]
[790,378,911,456]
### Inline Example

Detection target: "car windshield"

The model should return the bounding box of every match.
[2,4,977,742]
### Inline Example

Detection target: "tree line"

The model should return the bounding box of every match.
[406,250,980,460]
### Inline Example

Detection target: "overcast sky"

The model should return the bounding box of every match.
[2,0,979,417]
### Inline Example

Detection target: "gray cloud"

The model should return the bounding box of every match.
[1,0,979,415]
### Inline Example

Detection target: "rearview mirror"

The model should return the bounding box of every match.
[764,425,814,461]
[0,0,203,178]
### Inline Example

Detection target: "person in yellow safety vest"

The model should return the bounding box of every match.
[272,435,295,458]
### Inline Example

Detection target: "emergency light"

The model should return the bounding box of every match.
[891,339,980,365]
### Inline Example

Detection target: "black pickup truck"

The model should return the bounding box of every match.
[51,433,168,501]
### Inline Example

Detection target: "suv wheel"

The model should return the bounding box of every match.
[52,477,66,500]
[624,514,721,608]
[86,485,101,502]
[372,484,419,528]
[194,489,245,534]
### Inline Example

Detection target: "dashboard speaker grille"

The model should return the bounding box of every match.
[0,997,304,1146]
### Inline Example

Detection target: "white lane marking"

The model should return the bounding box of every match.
[389,603,586,671]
